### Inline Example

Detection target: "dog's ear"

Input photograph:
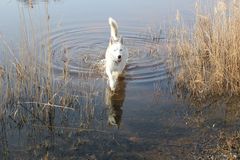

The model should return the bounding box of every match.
[120,37,123,44]
[110,37,114,45]
[110,37,123,45]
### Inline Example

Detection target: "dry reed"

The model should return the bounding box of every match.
[0,4,77,123]
[0,3,101,133]
[168,0,240,98]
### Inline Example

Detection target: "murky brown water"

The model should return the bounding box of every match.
[1,0,240,159]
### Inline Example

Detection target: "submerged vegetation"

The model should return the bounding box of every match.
[169,0,240,98]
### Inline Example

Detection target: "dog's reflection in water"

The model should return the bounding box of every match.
[105,77,126,128]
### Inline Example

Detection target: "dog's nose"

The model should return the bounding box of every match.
[118,55,121,59]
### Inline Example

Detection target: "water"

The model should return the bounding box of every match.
[1,0,240,159]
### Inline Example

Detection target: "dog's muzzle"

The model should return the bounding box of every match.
[115,59,121,64]
[117,55,122,63]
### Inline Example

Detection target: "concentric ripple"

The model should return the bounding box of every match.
[43,22,169,84]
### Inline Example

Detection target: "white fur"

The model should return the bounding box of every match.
[105,17,128,91]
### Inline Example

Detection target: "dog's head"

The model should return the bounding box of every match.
[109,37,126,63]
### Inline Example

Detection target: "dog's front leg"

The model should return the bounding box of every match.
[106,69,116,91]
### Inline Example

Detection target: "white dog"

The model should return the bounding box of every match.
[105,17,128,91]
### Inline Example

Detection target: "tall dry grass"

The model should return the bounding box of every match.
[0,4,77,124]
[169,0,240,98]
[0,3,101,135]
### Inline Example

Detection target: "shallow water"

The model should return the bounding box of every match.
[1,0,240,159]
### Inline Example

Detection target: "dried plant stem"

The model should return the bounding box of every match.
[169,0,240,98]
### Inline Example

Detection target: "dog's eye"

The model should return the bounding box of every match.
[114,49,117,52]
[120,49,123,52]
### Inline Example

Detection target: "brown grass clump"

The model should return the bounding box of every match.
[0,4,76,122]
[0,3,101,130]
[169,0,240,98]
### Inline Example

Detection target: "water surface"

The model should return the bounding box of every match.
[1,0,240,159]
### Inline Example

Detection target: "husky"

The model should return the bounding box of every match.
[105,17,128,91]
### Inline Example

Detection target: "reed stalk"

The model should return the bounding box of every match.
[169,0,240,98]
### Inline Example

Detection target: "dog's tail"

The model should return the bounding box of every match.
[109,17,118,40]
